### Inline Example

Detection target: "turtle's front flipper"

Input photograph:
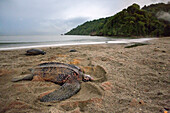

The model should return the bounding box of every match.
[11,74,33,82]
[40,82,81,102]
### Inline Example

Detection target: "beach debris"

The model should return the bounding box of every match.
[125,43,149,48]
[69,49,77,52]
[11,62,93,102]
[25,49,46,55]
[157,92,163,95]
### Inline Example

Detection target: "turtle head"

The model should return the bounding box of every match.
[82,74,94,82]
[42,51,46,55]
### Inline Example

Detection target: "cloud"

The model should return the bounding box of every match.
[157,11,170,22]
[150,0,169,3]
[0,0,168,35]
[35,17,89,35]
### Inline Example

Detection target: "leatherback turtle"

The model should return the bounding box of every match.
[25,49,46,55]
[12,62,93,102]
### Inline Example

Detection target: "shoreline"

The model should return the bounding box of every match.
[0,37,169,113]
[0,37,156,51]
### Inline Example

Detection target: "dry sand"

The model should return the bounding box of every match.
[0,37,169,113]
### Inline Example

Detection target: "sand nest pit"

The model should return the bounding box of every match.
[5,63,108,112]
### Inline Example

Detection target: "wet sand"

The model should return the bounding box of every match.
[0,37,169,113]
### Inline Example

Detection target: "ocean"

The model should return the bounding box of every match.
[0,35,155,51]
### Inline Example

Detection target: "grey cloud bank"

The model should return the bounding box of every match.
[157,11,170,22]
[0,0,169,35]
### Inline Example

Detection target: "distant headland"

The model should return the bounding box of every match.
[65,3,170,37]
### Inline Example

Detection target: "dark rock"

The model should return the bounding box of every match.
[162,50,166,53]
[25,49,46,56]
[125,43,149,48]
[69,49,77,52]
[157,92,163,95]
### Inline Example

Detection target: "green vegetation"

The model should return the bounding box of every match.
[142,3,170,36]
[65,3,170,37]
[142,3,170,14]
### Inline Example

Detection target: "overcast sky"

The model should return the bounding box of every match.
[0,0,168,35]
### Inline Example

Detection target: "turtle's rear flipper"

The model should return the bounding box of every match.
[40,82,81,102]
[11,74,33,82]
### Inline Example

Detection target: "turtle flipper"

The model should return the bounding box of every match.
[40,82,81,102]
[11,74,33,82]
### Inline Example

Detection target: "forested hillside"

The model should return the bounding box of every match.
[142,3,170,36]
[65,3,170,37]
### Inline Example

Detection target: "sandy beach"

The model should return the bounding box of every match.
[0,37,169,113]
